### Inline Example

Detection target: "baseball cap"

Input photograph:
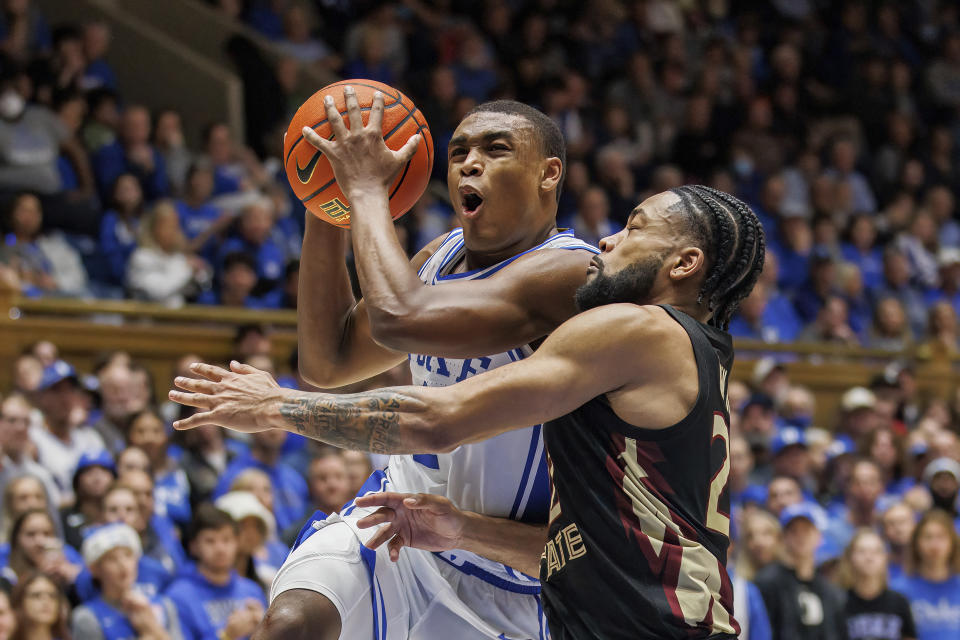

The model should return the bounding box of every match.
[922,457,960,485]
[82,522,141,566]
[740,485,768,506]
[215,491,276,538]
[38,360,78,391]
[771,426,808,456]
[752,357,785,386]
[742,392,775,413]
[75,450,116,477]
[938,247,960,268]
[840,387,876,412]
[779,501,828,530]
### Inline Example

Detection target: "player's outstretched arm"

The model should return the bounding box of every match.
[303,86,595,360]
[353,492,546,577]
[168,304,672,452]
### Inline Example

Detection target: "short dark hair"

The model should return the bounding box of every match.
[188,504,236,545]
[669,185,766,330]
[222,251,257,273]
[465,100,566,203]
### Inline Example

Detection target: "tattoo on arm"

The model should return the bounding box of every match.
[278,390,420,454]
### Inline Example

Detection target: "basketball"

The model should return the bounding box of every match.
[283,79,433,228]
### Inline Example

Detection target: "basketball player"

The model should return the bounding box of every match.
[171,185,765,639]
[280,88,597,639]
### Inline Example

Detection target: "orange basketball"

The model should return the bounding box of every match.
[283,79,433,228]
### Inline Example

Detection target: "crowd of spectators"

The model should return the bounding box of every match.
[1,1,960,639]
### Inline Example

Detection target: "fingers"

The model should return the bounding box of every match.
[189,362,229,382]
[171,411,217,430]
[302,126,330,153]
[323,94,347,139]
[354,492,407,509]
[394,133,421,164]
[388,534,404,562]
[229,360,261,375]
[167,390,214,410]
[174,376,218,394]
[356,507,396,530]
[365,523,399,550]
[368,90,384,132]
[344,85,363,133]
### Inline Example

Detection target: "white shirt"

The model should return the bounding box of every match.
[29,423,105,503]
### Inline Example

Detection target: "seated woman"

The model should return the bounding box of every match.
[0,511,81,589]
[1,476,57,544]
[73,484,172,601]
[214,491,287,592]
[9,573,71,640]
[125,201,210,307]
[71,523,183,640]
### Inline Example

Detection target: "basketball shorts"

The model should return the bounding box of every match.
[270,471,549,640]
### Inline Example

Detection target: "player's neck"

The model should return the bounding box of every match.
[462,222,558,271]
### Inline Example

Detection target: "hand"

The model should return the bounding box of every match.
[127,144,155,171]
[223,600,263,639]
[355,492,466,562]
[122,591,162,633]
[300,86,421,200]
[169,361,290,433]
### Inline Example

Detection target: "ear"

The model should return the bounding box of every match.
[669,247,706,282]
[540,157,562,196]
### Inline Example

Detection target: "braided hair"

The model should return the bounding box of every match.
[668,185,766,330]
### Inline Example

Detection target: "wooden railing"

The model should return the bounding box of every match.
[2,291,958,429]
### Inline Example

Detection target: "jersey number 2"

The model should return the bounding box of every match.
[706,413,730,537]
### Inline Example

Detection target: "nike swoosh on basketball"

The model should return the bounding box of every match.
[295,151,323,184]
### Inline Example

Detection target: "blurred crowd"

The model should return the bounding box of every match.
[0,337,402,640]
[1,0,960,639]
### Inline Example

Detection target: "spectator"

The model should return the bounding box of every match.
[838,387,884,440]
[824,136,877,214]
[174,163,227,262]
[92,105,168,201]
[81,88,119,153]
[0,0,51,62]
[881,502,917,582]
[841,214,884,291]
[892,509,960,640]
[59,451,115,550]
[79,20,116,91]
[196,252,263,308]
[922,458,960,518]
[868,297,914,351]
[1,192,89,296]
[201,123,264,199]
[71,523,183,640]
[118,469,187,575]
[0,394,59,508]
[794,250,841,323]
[570,187,613,249]
[737,509,782,581]
[28,361,104,502]
[918,302,959,358]
[770,429,813,487]
[825,459,886,552]
[98,174,145,288]
[275,4,335,67]
[164,506,266,640]
[153,110,192,197]
[281,450,350,544]
[214,491,287,592]
[839,529,916,640]
[126,408,191,528]
[766,474,805,517]
[9,573,70,640]
[798,296,860,345]
[176,422,240,509]
[875,247,928,336]
[337,450,372,498]
[755,503,847,640]
[0,583,13,640]
[2,510,81,588]
[219,199,284,291]
[214,429,307,534]
[125,200,210,307]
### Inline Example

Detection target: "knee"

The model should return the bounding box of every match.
[253,590,342,640]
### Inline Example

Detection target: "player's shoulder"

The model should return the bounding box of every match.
[551,304,687,359]
[408,231,454,271]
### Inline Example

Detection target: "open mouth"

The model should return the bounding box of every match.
[459,187,484,216]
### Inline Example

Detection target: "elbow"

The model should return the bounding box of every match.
[297,349,346,389]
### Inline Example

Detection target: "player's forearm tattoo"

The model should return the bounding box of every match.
[278,390,423,453]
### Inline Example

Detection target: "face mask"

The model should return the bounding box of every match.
[0,90,25,120]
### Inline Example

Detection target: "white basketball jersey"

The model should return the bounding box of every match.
[387,228,598,528]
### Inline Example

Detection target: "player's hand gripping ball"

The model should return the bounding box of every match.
[283,79,433,228]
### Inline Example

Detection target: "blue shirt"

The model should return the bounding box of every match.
[165,569,266,640]
[213,453,308,534]
[93,141,169,202]
[148,514,189,575]
[219,236,285,284]
[194,290,280,310]
[78,594,175,640]
[75,555,173,601]
[155,467,192,528]
[99,211,139,285]
[891,574,960,640]
[841,244,884,291]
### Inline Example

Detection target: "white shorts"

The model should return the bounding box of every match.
[270,474,549,640]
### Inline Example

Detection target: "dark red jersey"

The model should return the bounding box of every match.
[541,305,739,640]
